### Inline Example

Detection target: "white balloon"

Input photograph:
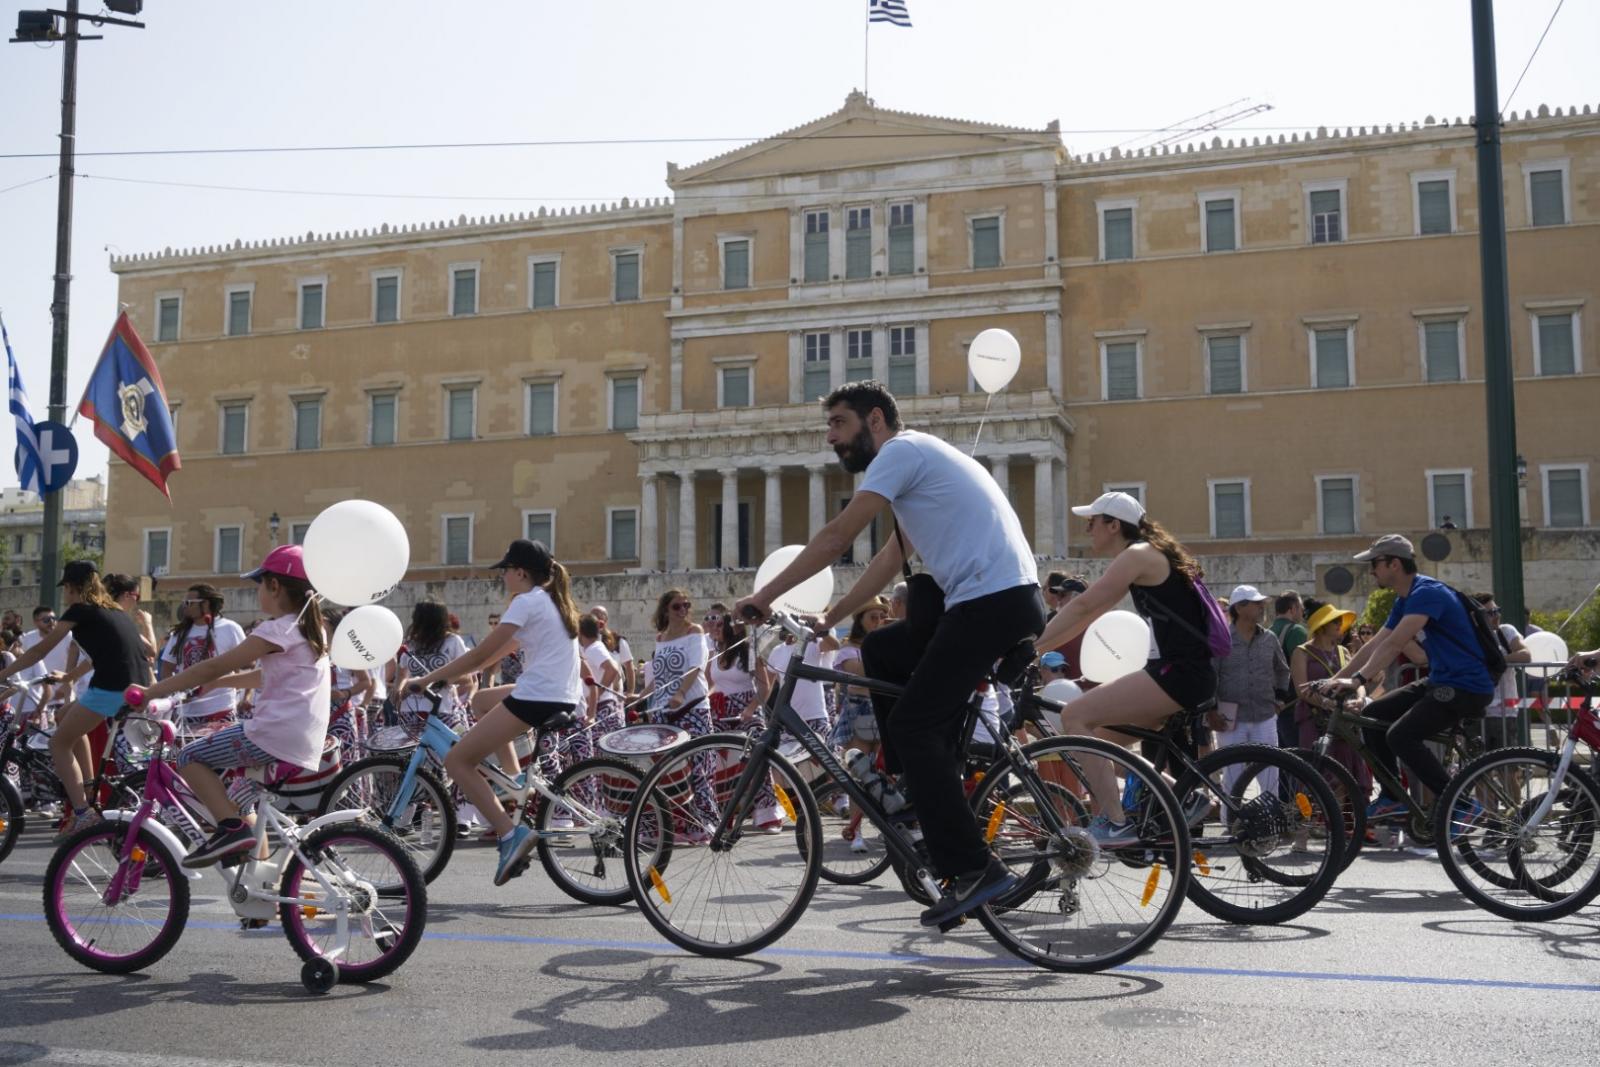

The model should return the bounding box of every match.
[302,500,411,606]
[1080,610,1152,684]
[1038,677,1083,731]
[968,328,1022,394]
[1523,631,1570,680]
[330,604,404,671]
[753,545,834,615]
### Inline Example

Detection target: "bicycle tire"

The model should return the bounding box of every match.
[970,735,1191,973]
[44,821,189,974]
[1286,747,1365,872]
[1435,747,1600,921]
[0,775,22,864]
[535,756,667,906]
[810,779,893,886]
[317,755,456,885]
[624,732,822,958]
[1175,745,1342,925]
[279,822,428,983]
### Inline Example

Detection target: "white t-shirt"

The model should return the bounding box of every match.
[857,430,1038,607]
[648,631,711,712]
[18,628,73,711]
[398,635,470,721]
[1489,623,1523,716]
[160,617,247,719]
[765,642,836,725]
[582,640,621,694]
[503,588,583,706]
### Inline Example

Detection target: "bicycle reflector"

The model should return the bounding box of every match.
[1141,863,1162,907]
[648,865,672,904]
[984,803,1006,844]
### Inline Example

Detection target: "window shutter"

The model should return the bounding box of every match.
[1207,336,1242,394]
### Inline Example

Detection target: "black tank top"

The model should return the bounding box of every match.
[1129,564,1210,664]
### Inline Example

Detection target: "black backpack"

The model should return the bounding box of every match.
[1434,581,1508,678]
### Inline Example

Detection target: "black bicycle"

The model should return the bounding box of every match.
[623,609,1193,973]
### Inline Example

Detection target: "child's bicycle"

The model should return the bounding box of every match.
[43,698,427,994]
[316,682,670,903]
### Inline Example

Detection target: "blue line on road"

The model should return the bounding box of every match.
[4,913,1595,993]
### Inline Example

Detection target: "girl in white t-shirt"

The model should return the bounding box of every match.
[158,583,247,737]
[579,614,625,738]
[411,539,583,887]
[393,601,472,734]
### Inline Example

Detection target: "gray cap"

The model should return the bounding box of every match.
[1353,533,1415,562]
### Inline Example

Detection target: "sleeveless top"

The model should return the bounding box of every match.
[709,656,756,698]
[1129,565,1211,665]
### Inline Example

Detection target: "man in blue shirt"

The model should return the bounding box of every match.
[1323,534,1494,817]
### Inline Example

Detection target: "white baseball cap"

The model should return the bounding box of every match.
[1228,584,1270,607]
[1070,491,1146,526]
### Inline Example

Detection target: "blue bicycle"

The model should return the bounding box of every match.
[315,685,669,904]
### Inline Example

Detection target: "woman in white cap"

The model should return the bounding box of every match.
[1032,491,1216,844]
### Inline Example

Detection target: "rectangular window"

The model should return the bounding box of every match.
[1309,189,1342,244]
[1204,198,1237,252]
[157,296,181,342]
[1423,321,1463,382]
[1105,483,1144,505]
[971,215,1001,269]
[370,392,396,446]
[525,511,554,550]
[613,251,640,302]
[1102,341,1140,401]
[143,529,170,575]
[215,526,242,575]
[444,516,472,566]
[1530,169,1567,226]
[373,273,400,323]
[1429,472,1469,529]
[888,326,917,395]
[450,267,477,316]
[1314,328,1352,389]
[1211,481,1248,539]
[527,381,556,436]
[298,282,324,330]
[1102,207,1133,261]
[608,508,638,561]
[447,386,475,441]
[293,398,321,451]
[290,522,310,546]
[1206,335,1243,395]
[220,402,248,455]
[846,329,873,380]
[1546,468,1586,528]
[1418,179,1452,235]
[803,332,832,399]
[722,239,750,290]
[226,289,251,337]
[845,207,871,279]
[888,202,914,275]
[1319,477,1357,534]
[1536,313,1577,376]
[530,259,558,308]
[610,376,639,431]
[720,366,752,408]
[803,210,829,283]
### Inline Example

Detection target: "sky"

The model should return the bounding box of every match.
[0,0,1594,490]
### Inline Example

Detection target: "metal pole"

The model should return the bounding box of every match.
[1470,0,1526,630]
[41,0,81,612]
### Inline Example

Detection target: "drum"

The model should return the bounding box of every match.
[596,724,689,772]
[272,736,343,814]
[364,725,417,755]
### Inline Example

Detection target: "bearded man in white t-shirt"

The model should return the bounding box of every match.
[738,379,1045,928]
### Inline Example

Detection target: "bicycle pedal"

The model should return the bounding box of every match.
[937,915,967,933]
[218,853,247,869]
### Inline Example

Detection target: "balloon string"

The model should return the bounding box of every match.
[968,392,994,457]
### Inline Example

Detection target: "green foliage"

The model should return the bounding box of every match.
[1531,594,1600,654]
[60,538,104,572]
[1360,587,1396,629]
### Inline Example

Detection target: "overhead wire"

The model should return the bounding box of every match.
[1502,0,1565,114]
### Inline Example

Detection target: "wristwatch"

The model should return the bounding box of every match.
[1351,671,1367,687]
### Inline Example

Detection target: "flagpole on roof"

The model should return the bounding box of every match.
[864,1,870,96]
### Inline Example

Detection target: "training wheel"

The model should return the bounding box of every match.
[301,957,339,994]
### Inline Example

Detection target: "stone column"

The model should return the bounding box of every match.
[990,454,1011,503]
[807,465,827,540]
[1033,457,1054,558]
[678,472,697,570]
[720,468,740,569]
[852,472,873,563]
[639,473,659,571]
[763,466,783,555]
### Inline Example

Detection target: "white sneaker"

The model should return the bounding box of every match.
[849,830,868,854]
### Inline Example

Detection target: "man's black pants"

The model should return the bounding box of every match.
[1362,679,1492,797]
[860,583,1046,878]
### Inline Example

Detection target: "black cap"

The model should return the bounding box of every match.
[491,538,550,573]
[58,559,99,587]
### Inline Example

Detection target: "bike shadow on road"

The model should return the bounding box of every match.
[1157,920,1331,944]
[1420,917,1600,963]
[462,948,1163,1054]
[1315,885,1478,914]
[0,967,391,1024]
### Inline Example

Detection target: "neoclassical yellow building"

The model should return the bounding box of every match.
[105,93,1599,583]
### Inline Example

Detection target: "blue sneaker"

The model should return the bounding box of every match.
[1446,798,1486,843]
[1086,814,1140,848]
[493,825,537,886]
[1367,796,1409,821]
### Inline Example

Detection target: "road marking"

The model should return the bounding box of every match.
[0,1042,314,1067]
[2,912,1596,992]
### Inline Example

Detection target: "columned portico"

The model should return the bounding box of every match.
[678,472,697,570]
[763,467,783,555]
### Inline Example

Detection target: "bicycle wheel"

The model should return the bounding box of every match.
[1435,747,1600,921]
[279,822,427,983]
[624,733,822,958]
[44,821,190,974]
[536,756,669,906]
[969,736,1190,973]
[1286,747,1365,872]
[0,775,21,864]
[1175,745,1342,925]
[318,756,455,885]
[811,779,892,886]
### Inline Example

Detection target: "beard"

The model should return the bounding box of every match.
[834,424,878,474]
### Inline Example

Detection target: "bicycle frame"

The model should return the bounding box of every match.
[1512,673,1599,830]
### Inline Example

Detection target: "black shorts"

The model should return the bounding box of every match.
[501,697,577,731]
[1144,658,1217,711]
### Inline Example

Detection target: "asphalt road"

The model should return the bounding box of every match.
[0,822,1595,1067]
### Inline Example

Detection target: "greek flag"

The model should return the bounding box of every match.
[869,0,912,27]
[1,314,43,497]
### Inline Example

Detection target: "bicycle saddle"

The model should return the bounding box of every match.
[991,639,1038,689]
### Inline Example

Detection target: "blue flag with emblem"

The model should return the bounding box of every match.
[76,310,180,500]
[1,312,45,497]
